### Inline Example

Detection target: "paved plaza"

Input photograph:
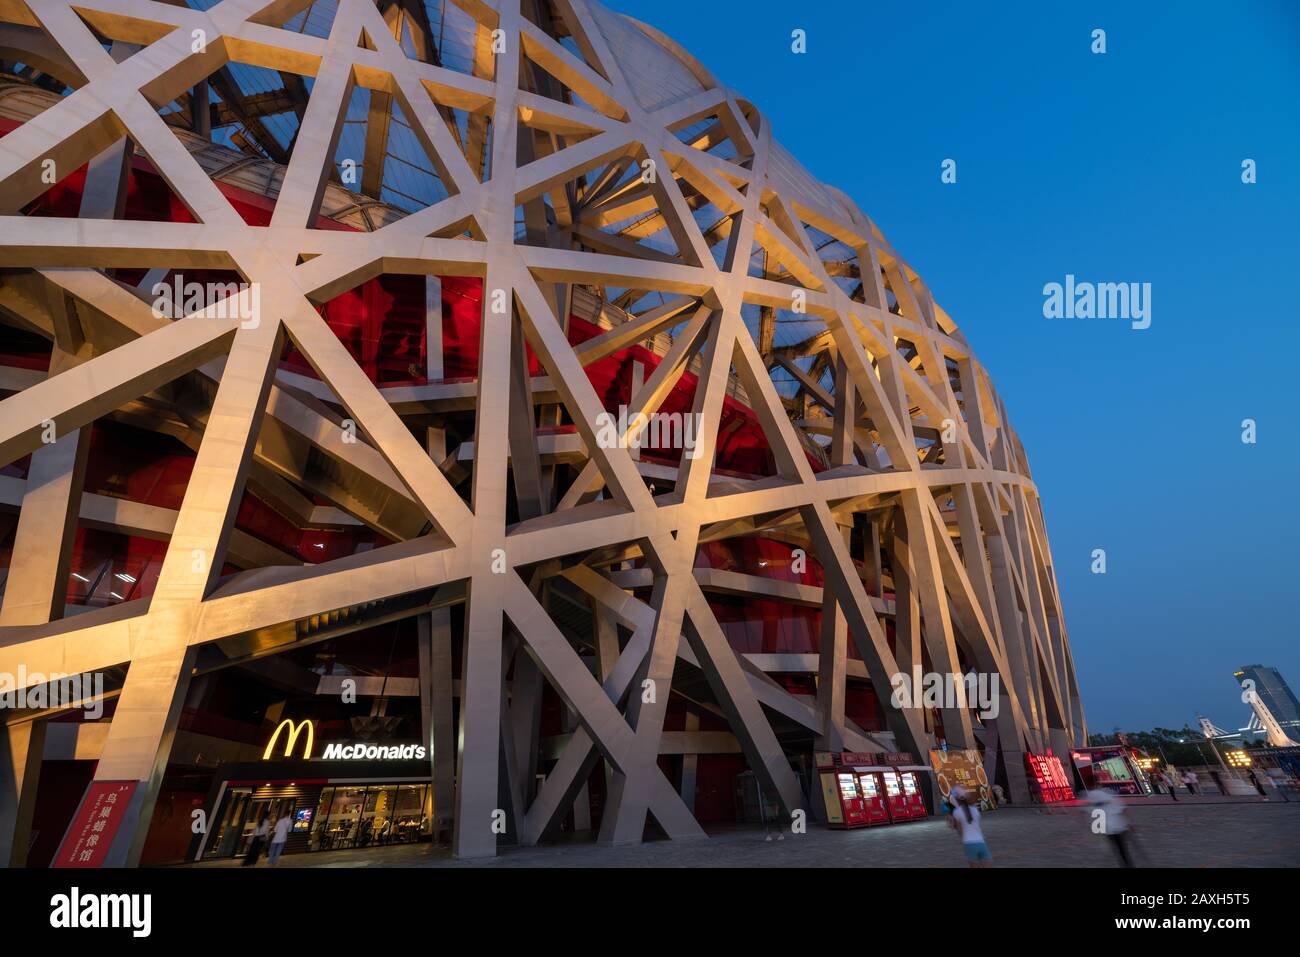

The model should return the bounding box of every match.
[186,798,1300,869]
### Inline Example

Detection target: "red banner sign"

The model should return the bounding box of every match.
[825,750,917,768]
[836,751,879,766]
[53,780,136,868]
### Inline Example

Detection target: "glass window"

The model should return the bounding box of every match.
[324,787,367,849]
[393,785,426,844]
[253,781,435,853]
[358,785,396,846]
[309,787,334,851]
[207,788,251,858]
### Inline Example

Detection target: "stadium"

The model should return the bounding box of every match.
[0,0,1083,865]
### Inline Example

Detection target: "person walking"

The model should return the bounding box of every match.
[266,810,293,867]
[947,785,992,867]
[1182,771,1198,795]
[1161,770,1178,801]
[242,812,269,866]
[1247,770,1267,796]
[1086,788,1135,867]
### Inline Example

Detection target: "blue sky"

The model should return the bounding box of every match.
[609,0,1300,732]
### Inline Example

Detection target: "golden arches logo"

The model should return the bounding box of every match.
[263,718,314,760]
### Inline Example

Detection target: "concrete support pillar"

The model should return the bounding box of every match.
[418,608,456,842]
[898,489,974,748]
[425,276,444,379]
[985,533,1045,754]
[679,710,699,813]
[509,649,544,809]
[890,507,920,678]
[64,315,282,866]
[191,81,210,139]
[0,351,91,863]
[0,377,90,625]
[815,521,853,753]
[589,603,620,814]
[1,45,139,863]
[0,721,46,866]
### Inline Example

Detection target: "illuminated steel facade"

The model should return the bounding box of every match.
[0,0,1083,864]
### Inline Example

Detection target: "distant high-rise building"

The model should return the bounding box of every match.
[1234,665,1300,746]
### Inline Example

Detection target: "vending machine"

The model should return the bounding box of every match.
[852,770,891,825]
[818,767,870,828]
[898,770,928,819]
[837,771,870,828]
[881,769,909,821]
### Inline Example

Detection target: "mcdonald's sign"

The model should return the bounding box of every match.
[263,718,315,760]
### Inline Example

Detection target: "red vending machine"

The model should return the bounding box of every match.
[881,769,909,821]
[853,771,891,825]
[899,770,928,819]
[818,765,870,828]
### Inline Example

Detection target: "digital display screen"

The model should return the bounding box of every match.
[1094,756,1133,784]
[1025,752,1074,803]
[292,808,314,832]
[838,773,859,797]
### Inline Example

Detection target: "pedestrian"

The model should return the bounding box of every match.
[1182,771,1198,795]
[242,812,269,866]
[992,783,1007,806]
[1086,788,1135,867]
[1162,770,1178,801]
[266,809,293,866]
[947,785,992,867]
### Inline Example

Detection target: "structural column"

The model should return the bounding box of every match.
[418,608,456,841]
[66,311,281,866]
[0,721,46,866]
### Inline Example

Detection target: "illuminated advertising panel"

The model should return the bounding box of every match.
[1025,751,1075,803]
[1072,746,1146,794]
[928,748,994,809]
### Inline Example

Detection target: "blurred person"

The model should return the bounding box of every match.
[242,812,269,867]
[1247,770,1266,796]
[1086,788,1135,867]
[267,810,293,866]
[1162,770,1179,801]
[947,785,992,867]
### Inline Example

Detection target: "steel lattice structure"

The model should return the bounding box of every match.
[0,0,1084,863]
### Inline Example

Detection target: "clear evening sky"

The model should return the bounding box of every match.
[609,0,1300,733]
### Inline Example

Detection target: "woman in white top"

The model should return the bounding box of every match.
[947,785,992,867]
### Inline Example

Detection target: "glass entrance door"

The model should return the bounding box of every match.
[206,790,298,859]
